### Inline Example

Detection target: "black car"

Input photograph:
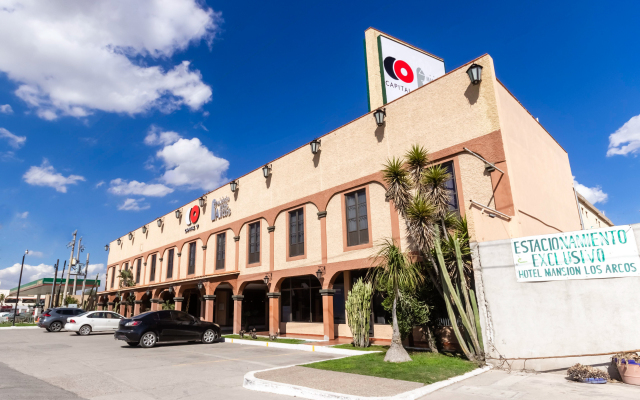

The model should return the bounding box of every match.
[114,310,221,348]
[38,307,86,332]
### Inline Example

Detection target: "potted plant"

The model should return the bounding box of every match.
[613,353,640,385]
[567,364,608,384]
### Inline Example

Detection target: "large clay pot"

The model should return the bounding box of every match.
[615,359,640,386]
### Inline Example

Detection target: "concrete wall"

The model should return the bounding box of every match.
[474,223,640,371]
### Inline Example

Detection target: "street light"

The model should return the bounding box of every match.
[12,250,28,327]
[373,108,386,126]
[466,63,483,85]
[230,180,238,192]
[262,164,272,178]
[310,139,321,154]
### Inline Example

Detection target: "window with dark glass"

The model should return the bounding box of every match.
[135,259,141,283]
[188,242,196,274]
[124,262,128,271]
[346,189,369,246]
[149,254,156,282]
[333,273,346,324]
[110,267,115,288]
[249,221,260,264]
[289,208,304,257]
[216,233,226,270]
[441,161,459,212]
[280,276,323,323]
[167,249,174,279]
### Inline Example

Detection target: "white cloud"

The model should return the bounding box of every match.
[118,198,150,211]
[574,178,608,205]
[0,127,26,149]
[607,114,640,156]
[17,211,28,219]
[86,263,107,291]
[108,178,173,197]
[144,126,181,146]
[0,104,12,114]
[28,250,43,258]
[23,159,85,193]
[157,137,229,191]
[95,180,105,188]
[0,263,53,290]
[0,1,220,120]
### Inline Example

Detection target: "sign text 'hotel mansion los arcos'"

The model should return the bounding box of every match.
[512,225,640,282]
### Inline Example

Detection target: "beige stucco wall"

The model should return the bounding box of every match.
[495,83,582,237]
[273,203,322,270]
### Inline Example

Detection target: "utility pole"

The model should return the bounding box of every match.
[49,260,59,309]
[56,261,66,307]
[72,237,83,297]
[62,230,77,305]
[12,250,29,326]
[80,253,90,306]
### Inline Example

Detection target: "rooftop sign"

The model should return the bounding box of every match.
[512,225,640,282]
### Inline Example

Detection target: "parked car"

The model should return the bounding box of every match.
[0,312,11,322]
[114,310,221,348]
[64,311,124,336]
[3,312,32,323]
[38,308,85,332]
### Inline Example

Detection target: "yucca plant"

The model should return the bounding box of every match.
[381,144,484,362]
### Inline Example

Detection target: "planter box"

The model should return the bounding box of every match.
[614,359,640,386]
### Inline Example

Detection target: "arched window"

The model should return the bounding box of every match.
[280,276,323,323]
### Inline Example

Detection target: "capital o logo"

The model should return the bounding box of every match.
[383,56,414,83]
[189,205,200,225]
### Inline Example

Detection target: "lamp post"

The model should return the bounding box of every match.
[12,250,29,326]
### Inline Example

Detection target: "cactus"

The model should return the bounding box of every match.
[345,278,373,348]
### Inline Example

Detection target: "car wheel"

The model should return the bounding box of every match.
[50,322,62,332]
[126,342,138,347]
[140,332,157,348]
[79,325,91,336]
[202,329,218,344]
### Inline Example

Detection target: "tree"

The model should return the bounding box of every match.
[381,288,430,344]
[0,293,5,305]
[369,239,423,362]
[345,278,373,347]
[161,302,175,311]
[382,144,484,362]
[64,295,79,305]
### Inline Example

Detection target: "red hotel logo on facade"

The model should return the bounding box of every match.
[185,205,200,233]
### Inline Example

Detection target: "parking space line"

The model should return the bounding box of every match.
[173,352,300,367]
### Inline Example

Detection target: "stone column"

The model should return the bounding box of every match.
[232,295,244,334]
[97,302,105,311]
[343,271,352,327]
[133,300,142,316]
[203,295,216,322]
[107,302,114,311]
[173,297,184,312]
[119,302,127,317]
[320,289,336,340]
[267,292,281,336]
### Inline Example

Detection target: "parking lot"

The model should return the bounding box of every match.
[0,328,340,400]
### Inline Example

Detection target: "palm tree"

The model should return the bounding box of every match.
[382,144,484,362]
[0,293,5,305]
[118,269,135,288]
[369,239,423,362]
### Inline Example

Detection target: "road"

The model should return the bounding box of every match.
[0,328,338,399]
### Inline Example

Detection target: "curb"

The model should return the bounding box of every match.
[244,364,493,400]
[0,326,40,330]
[222,337,379,356]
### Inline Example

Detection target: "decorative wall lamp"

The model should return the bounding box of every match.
[315,266,326,280]
[466,63,483,85]
[197,281,205,291]
[145,290,151,297]
[175,209,182,219]
[310,139,321,154]
[262,164,272,178]
[230,180,238,192]
[168,286,175,295]
[373,108,386,126]
[263,273,272,285]
[157,218,163,228]
[128,232,134,240]
[117,238,122,245]
[198,196,207,207]
[104,244,109,251]
[142,225,148,234]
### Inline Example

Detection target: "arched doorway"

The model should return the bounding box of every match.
[213,283,234,333]
[280,275,323,323]
[140,291,152,313]
[159,289,174,310]
[182,288,202,319]
[241,282,268,332]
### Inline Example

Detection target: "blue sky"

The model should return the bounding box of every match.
[1,0,639,290]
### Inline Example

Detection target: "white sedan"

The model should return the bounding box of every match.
[65,311,124,336]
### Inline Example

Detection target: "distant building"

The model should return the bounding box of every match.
[577,193,613,229]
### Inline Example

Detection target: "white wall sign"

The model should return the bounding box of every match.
[512,226,640,282]
[378,35,445,104]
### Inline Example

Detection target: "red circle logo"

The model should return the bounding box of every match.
[393,60,414,83]
[189,205,200,225]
